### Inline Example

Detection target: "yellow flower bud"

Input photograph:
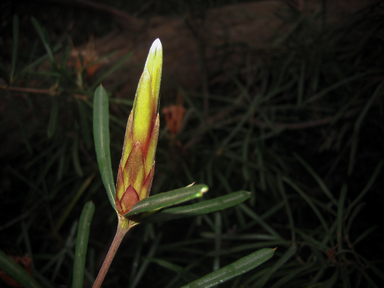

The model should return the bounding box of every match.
[115,39,162,215]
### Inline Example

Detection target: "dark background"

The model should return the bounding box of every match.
[1,0,383,287]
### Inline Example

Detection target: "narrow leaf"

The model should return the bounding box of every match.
[297,59,305,105]
[18,44,62,77]
[294,154,337,205]
[11,15,19,83]
[93,85,116,210]
[354,81,384,132]
[55,174,95,233]
[145,258,196,282]
[72,132,83,177]
[257,246,296,287]
[0,61,10,84]
[336,185,347,251]
[238,203,281,240]
[72,201,95,288]
[130,235,162,288]
[180,248,275,288]
[10,95,33,155]
[77,99,92,149]
[270,264,317,288]
[90,52,132,91]
[349,160,383,210]
[305,71,377,104]
[320,268,339,288]
[47,96,58,138]
[0,250,42,288]
[126,184,209,217]
[277,177,295,241]
[283,177,330,235]
[353,225,378,246]
[31,17,55,65]
[140,191,250,223]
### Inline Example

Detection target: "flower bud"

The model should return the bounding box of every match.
[115,39,162,215]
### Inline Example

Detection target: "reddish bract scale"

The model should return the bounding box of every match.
[116,185,140,215]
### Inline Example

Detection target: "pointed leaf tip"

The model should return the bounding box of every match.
[201,186,209,194]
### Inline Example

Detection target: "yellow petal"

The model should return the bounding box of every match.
[145,38,163,103]
[132,39,162,147]
[132,69,153,146]
[145,113,159,174]
[140,162,155,200]
[121,110,134,169]
[116,165,126,200]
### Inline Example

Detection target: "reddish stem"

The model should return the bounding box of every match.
[2,86,55,95]
[92,217,131,288]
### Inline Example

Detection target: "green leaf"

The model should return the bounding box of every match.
[90,52,132,91]
[55,174,95,233]
[0,60,10,84]
[354,80,384,133]
[31,17,55,65]
[270,263,317,288]
[10,94,33,155]
[319,268,339,288]
[277,177,295,241]
[93,85,116,210]
[180,248,275,288]
[0,250,42,288]
[47,96,58,138]
[18,44,62,77]
[336,185,347,251]
[238,203,282,240]
[348,160,383,210]
[145,258,196,282]
[130,235,162,288]
[140,191,250,223]
[297,59,305,105]
[126,184,209,217]
[257,246,297,287]
[11,15,19,83]
[77,99,92,149]
[283,177,330,236]
[72,201,95,288]
[305,70,377,104]
[72,132,83,177]
[294,154,337,205]
[356,254,384,280]
[352,225,378,246]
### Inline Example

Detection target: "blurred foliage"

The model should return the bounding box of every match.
[1,0,384,287]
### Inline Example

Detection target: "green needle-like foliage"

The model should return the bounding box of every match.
[72,202,95,288]
[1,2,383,287]
[93,85,116,210]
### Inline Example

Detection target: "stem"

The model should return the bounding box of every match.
[2,86,55,95]
[92,216,131,288]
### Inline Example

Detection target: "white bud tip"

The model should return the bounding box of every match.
[150,38,162,52]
